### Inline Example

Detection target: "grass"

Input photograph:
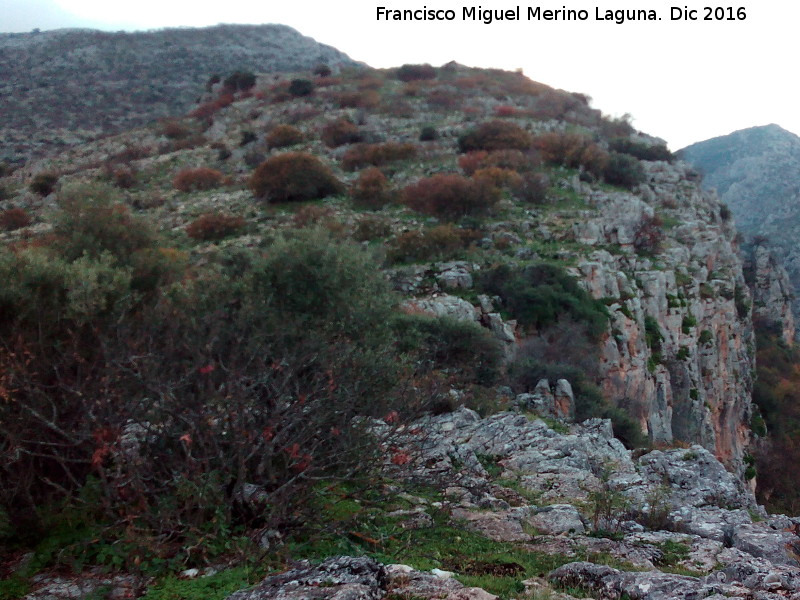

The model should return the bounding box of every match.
[141,568,260,600]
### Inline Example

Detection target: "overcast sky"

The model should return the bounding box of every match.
[2,0,795,149]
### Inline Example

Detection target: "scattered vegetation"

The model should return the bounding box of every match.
[185,212,246,241]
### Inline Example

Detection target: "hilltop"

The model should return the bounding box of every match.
[0,24,358,164]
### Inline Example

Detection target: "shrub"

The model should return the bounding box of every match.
[223,71,256,93]
[386,224,479,264]
[341,142,418,171]
[699,329,714,345]
[633,214,665,255]
[534,132,608,178]
[29,172,58,196]
[609,138,673,162]
[291,204,337,229]
[478,263,609,339]
[353,215,392,241]
[321,119,361,148]
[513,172,550,204]
[111,166,136,189]
[458,120,533,153]
[186,213,246,241]
[396,63,437,82]
[720,204,732,221]
[266,124,304,149]
[160,119,192,140]
[420,126,438,141]
[173,167,225,192]
[288,78,314,97]
[401,174,500,220]
[249,152,343,202]
[472,167,523,190]
[603,152,645,189]
[52,182,159,268]
[335,90,380,109]
[351,167,393,210]
[239,130,257,146]
[313,64,332,77]
[393,314,503,385]
[681,315,697,334]
[0,208,31,231]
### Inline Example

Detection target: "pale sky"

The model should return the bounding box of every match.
[1,0,796,149]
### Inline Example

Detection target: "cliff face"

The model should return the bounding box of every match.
[681,124,800,334]
[569,161,754,470]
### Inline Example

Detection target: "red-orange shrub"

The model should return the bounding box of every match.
[341,142,418,171]
[402,174,500,220]
[387,224,481,264]
[473,167,523,190]
[0,207,31,231]
[459,149,534,175]
[335,90,381,109]
[160,119,192,140]
[249,152,343,202]
[494,105,518,117]
[534,132,609,177]
[321,119,361,148]
[266,125,304,149]
[351,167,393,210]
[458,120,533,153]
[189,93,234,119]
[173,167,225,192]
[186,212,245,241]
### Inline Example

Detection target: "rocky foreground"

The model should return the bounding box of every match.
[23,406,800,600]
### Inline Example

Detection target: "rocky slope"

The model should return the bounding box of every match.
[1,58,794,600]
[681,124,800,333]
[0,24,358,164]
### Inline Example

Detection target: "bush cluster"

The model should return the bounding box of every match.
[479,262,609,340]
[249,152,343,202]
[288,78,314,97]
[173,167,225,192]
[401,174,500,220]
[186,212,246,241]
[386,224,480,264]
[458,120,533,153]
[396,63,437,81]
[603,152,645,189]
[609,138,673,162]
[341,142,418,171]
[534,132,608,178]
[29,172,59,196]
[223,71,256,93]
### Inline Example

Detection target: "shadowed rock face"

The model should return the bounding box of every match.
[681,124,800,335]
[0,24,359,163]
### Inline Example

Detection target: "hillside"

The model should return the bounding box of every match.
[0,60,797,600]
[0,24,358,164]
[681,124,800,332]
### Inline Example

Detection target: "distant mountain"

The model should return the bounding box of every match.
[681,124,800,324]
[0,24,358,163]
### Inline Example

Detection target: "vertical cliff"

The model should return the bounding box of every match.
[570,161,754,471]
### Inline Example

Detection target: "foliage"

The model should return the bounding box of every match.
[681,315,697,334]
[609,138,673,162]
[0,208,31,231]
[249,152,343,202]
[633,214,665,255]
[458,121,533,153]
[223,71,256,93]
[313,64,332,77]
[29,172,58,196]
[401,174,500,220]
[603,152,645,189]
[419,125,438,141]
[141,568,257,600]
[173,167,225,192]
[395,63,437,82]
[321,118,361,148]
[288,78,314,97]
[393,314,504,385]
[478,263,609,339]
[266,124,304,149]
[186,213,245,241]
[341,142,418,171]
[533,132,608,178]
[386,224,479,264]
[350,167,393,210]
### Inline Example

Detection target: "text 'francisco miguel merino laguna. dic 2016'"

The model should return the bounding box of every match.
[376,6,747,24]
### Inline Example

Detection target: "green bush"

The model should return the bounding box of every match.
[393,314,504,385]
[249,152,343,202]
[478,263,609,339]
[223,71,256,92]
[699,329,713,345]
[681,315,697,334]
[603,152,645,189]
[288,78,314,97]
[608,138,673,162]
